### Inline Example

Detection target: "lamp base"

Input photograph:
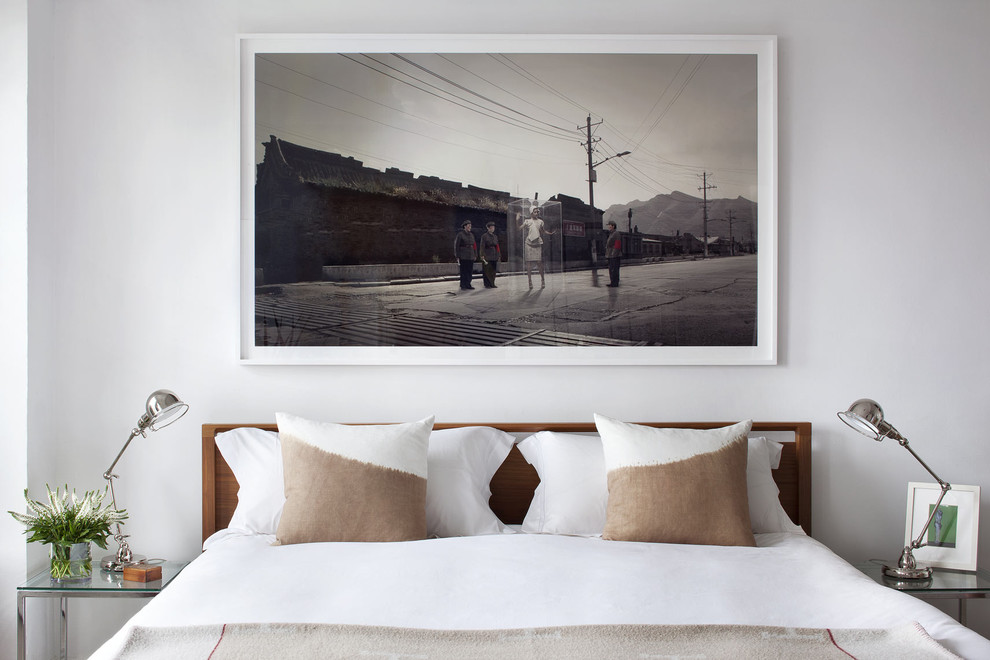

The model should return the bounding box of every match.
[101,553,147,572]
[883,544,935,582]
[882,572,933,590]
[882,563,933,580]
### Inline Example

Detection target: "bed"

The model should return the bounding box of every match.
[92,418,990,659]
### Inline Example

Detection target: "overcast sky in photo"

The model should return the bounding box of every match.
[254,51,758,210]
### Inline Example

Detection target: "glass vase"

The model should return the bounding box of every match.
[50,542,92,581]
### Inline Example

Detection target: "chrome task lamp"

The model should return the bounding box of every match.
[101,389,188,572]
[837,398,950,580]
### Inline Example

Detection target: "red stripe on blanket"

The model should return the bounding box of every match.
[208,623,228,659]
[827,628,858,659]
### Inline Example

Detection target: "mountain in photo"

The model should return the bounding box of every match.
[603,191,757,242]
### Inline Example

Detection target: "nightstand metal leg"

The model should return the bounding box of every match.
[17,592,26,660]
[60,596,68,660]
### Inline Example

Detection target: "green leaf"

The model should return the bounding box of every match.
[7,484,128,546]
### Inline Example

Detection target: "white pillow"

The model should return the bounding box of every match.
[517,430,802,536]
[517,432,606,536]
[215,427,284,535]
[747,436,803,534]
[425,426,516,536]
[215,424,516,539]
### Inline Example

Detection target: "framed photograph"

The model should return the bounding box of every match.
[239,34,777,365]
[905,482,980,571]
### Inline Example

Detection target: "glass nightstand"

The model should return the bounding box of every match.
[16,560,188,660]
[856,561,990,626]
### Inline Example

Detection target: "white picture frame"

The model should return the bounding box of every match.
[239,34,777,365]
[905,482,980,572]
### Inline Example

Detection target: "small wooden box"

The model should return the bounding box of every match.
[122,564,162,582]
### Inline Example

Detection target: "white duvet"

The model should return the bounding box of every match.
[92,531,990,659]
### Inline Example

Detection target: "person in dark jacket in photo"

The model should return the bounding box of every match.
[480,221,501,288]
[604,220,621,287]
[454,220,478,290]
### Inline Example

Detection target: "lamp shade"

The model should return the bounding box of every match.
[140,389,188,432]
[837,398,887,440]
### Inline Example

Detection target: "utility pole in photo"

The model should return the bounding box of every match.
[582,116,603,284]
[581,115,630,285]
[724,209,737,256]
[699,172,716,258]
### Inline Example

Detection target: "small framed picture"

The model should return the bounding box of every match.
[905,482,980,571]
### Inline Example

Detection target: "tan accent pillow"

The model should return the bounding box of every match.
[595,415,756,546]
[275,413,434,544]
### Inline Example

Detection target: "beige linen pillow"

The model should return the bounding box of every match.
[595,414,756,547]
[275,413,434,545]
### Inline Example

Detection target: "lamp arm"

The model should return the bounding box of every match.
[901,441,950,490]
[103,427,144,536]
[103,427,144,484]
[900,440,952,551]
[909,481,951,551]
[102,427,145,567]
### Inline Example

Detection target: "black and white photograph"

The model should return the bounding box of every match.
[240,35,777,365]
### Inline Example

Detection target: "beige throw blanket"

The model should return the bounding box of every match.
[111,621,959,659]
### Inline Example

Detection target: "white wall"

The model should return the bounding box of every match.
[1,0,29,655]
[10,0,990,657]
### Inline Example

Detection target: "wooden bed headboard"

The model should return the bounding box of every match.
[202,421,812,543]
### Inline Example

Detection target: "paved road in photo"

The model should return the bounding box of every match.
[256,255,757,347]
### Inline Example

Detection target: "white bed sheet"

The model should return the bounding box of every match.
[93,532,990,659]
